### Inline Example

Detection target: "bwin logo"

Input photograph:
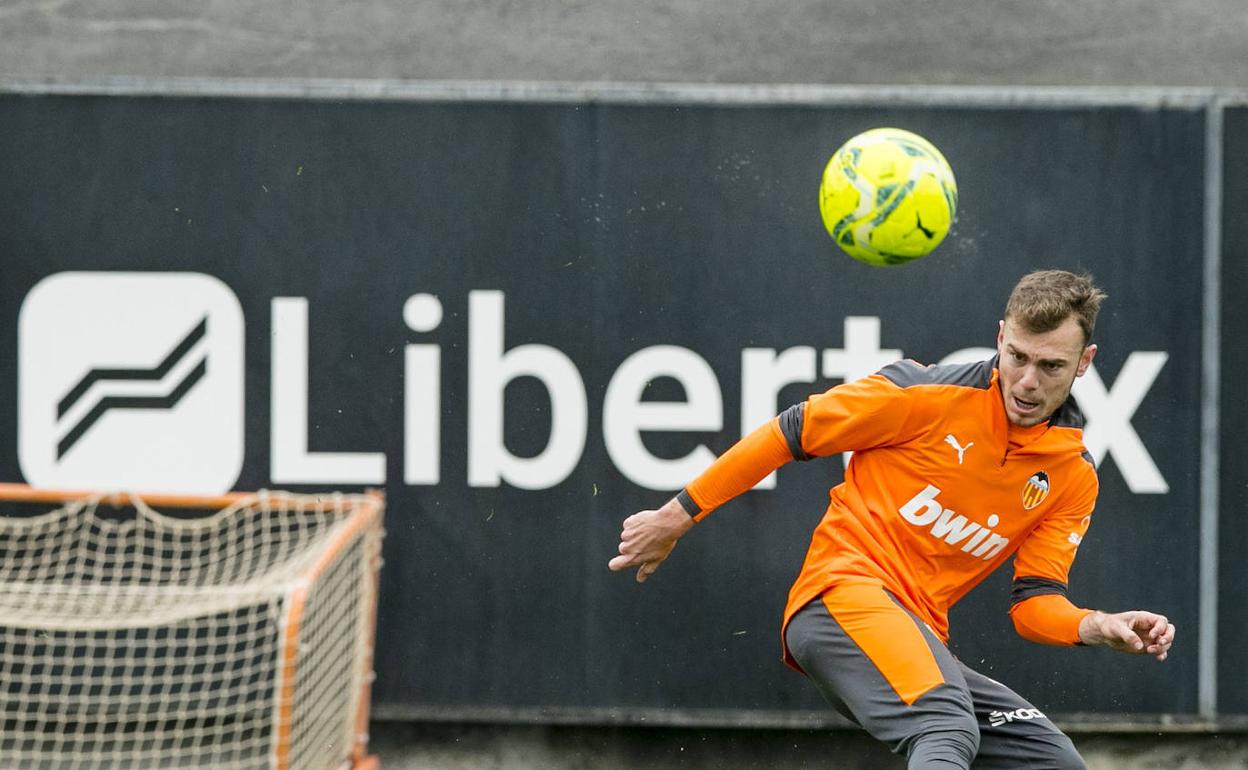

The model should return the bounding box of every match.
[898,484,1009,560]
[19,272,244,493]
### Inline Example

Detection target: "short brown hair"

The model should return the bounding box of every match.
[1004,270,1106,344]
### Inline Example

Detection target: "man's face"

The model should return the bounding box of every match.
[996,316,1097,427]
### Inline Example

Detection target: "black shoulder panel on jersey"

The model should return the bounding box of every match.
[1049,395,1087,430]
[777,403,813,461]
[1010,576,1069,607]
[676,489,702,517]
[878,356,995,390]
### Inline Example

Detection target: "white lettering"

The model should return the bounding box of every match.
[899,485,944,526]
[823,317,903,467]
[740,347,816,489]
[961,527,991,553]
[972,532,1009,559]
[989,707,1046,727]
[900,485,1009,560]
[603,346,722,490]
[263,300,1172,497]
[929,509,981,545]
[270,298,386,484]
[404,294,442,485]
[467,291,587,490]
[1073,354,1170,494]
[821,317,904,383]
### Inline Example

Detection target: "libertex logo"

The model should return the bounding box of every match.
[19,272,244,493]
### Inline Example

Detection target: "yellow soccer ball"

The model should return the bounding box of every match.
[818,127,958,266]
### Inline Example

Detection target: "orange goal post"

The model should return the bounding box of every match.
[0,483,384,770]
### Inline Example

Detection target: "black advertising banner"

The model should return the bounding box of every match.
[0,92,1206,721]
[1219,105,1247,716]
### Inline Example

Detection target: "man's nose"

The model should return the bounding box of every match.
[1017,366,1040,390]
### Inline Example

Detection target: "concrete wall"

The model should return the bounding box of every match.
[2,0,1247,87]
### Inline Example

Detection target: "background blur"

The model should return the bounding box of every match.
[3,2,1247,768]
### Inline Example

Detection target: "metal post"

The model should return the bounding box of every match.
[1198,95,1223,721]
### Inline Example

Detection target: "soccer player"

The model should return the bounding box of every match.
[609,270,1175,769]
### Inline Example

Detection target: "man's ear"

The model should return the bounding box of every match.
[1076,344,1097,377]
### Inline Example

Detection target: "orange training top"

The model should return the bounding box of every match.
[678,357,1097,671]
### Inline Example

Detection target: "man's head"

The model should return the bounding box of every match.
[997,270,1106,427]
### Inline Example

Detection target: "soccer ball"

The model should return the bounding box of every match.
[818,127,958,266]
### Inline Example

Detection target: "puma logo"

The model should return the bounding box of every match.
[944,434,973,465]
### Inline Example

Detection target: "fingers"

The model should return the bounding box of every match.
[1143,615,1166,648]
[1153,618,1173,643]
[1129,612,1175,659]
[607,553,637,572]
[608,512,660,579]
[607,550,660,581]
[1131,612,1167,638]
[1147,620,1176,662]
[1120,611,1176,661]
[1149,615,1168,639]
[1114,620,1146,652]
[608,515,644,572]
[613,533,661,565]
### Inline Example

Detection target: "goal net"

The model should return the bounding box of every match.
[0,484,384,770]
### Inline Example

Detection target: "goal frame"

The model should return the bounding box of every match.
[0,482,384,770]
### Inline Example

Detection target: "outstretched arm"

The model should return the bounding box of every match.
[1007,472,1181,659]
[1009,593,1176,662]
[608,375,921,583]
[608,412,798,582]
[1078,610,1175,662]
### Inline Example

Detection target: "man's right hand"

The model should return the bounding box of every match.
[608,498,695,583]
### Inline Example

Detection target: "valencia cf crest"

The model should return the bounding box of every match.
[1022,471,1050,510]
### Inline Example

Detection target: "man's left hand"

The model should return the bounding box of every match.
[1078,610,1175,661]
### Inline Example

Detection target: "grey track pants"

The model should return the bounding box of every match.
[785,590,1085,770]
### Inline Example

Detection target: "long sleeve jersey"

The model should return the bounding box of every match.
[677,356,1097,671]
